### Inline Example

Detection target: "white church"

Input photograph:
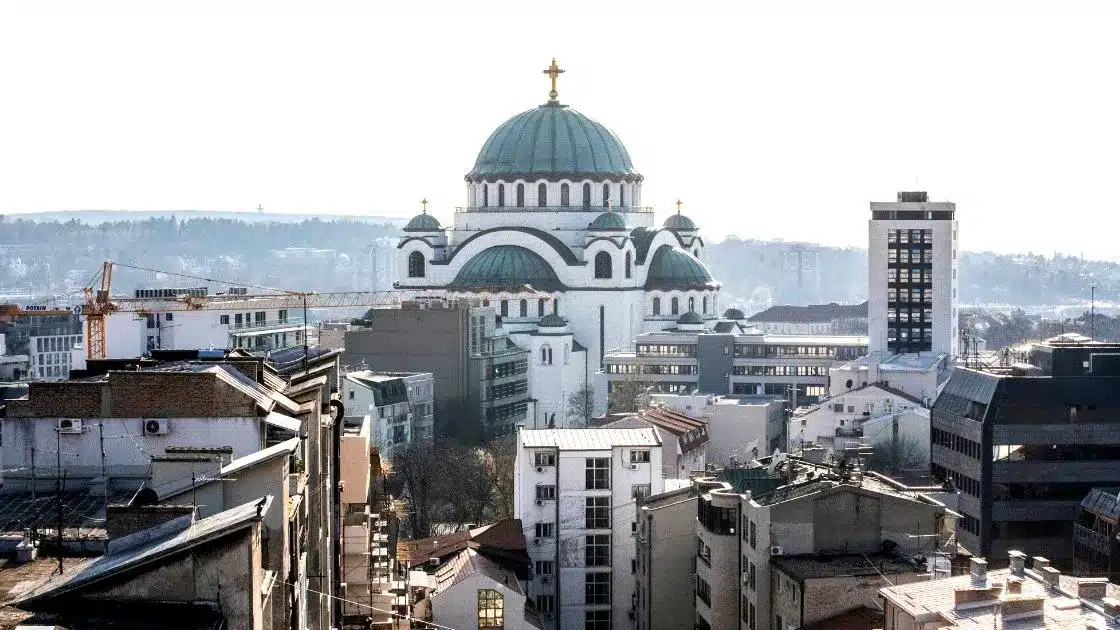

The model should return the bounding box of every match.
[396,60,721,426]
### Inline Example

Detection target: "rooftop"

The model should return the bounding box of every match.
[840,351,946,373]
[603,406,709,452]
[747,457,949,507]
[772,552,924,581]
[1080,488,1120,522]
[397,519,527,567]
[433,548,521,596]
[747,301,869,324]
[520,427,661,450]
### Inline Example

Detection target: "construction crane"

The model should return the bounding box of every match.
[79,261,551,360]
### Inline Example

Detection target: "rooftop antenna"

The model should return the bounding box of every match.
[257,204,263,213]
[1091,284,1096,341]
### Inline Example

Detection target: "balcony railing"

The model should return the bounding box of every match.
[456,205,654,214]
[229,317,304,331]
[1074,524,1112,556]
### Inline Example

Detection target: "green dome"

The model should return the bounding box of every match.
[588,212,627,231]
[403,213,442,232]
[644,245,717,291]
[677,311,704,325]
[723,307,746,319]
[663,213,697,231]
[467,103,639,183]
[448,245,564,292]
[538,313,568,328]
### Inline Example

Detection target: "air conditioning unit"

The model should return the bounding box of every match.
[428,557,440,567]
[741,572,750,585]
[770,545,784,556]
[143,419,170,435]
[533,538,541,546]
[535,499,543,506]
[536,466,544,473]
[57,418,82,434]
[629,464,639,470]
[541,575,550,584]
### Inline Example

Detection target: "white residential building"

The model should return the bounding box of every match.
[789,382,929,457]
[29,333,82,380]
[430,548,542,630]
[602,405,708,479]
[342,370,435,450]
[514,428,664,630]
[651,394,786,467]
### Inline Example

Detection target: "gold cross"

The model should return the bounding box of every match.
[421,198,428,214]
[675,199,683,214]
[542,58,565,101]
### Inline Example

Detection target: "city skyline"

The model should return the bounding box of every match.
[3,1,1120,258]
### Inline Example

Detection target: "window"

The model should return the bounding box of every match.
[234,313,243,325]
[619,184,626,207]
[625,251,632,278]
[602,182,610,206]
[632,484,651,500]
[703,296,708,314]
[348,390,355,400]
[536,594,555,614]
[541,344,552,365]
[165,312,173,321]
[536,485,556,500]
[776,614,784,630]
[538,182,547,207]
[671,297,679,315]
[585,534,610,566]
[538,298,546,317]
[688,296,695,312]
[478,589,504,628]
[407,251,425,278]
[535,560,554,576]
[696,575,711,606]
[500,300,508,317]
[561,183,570,206]
[585,458,610,489]
[498,183,505,207]
[535,522,554,538]
[585,610,610,630]
[652,297,661,315]
[749,520,757,549]
[696,537,711,565]
[553,298,559,314]
[483,184,489,206]
[582,182,591,208]
[748,603,756,630]
[586,496,610,529]
[220,314,229,325]
[748,561,756,591]
[585,572,610,605]
[630,450,650,463]
[534,452,555,467]
[516,182,525,207]
[594,252,612,279]
[519,299,528,318]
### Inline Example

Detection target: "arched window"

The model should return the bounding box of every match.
[538,182,547,207]
[625,251,632,278]
[498,183,505,207]
[483,184,489,207]
[564,343,570,364]
[541,344,552,365]
[553,298,560,314]
[652,297,661,316]
[582,182,591,209]
[594,252,612,279]
[602,182,610,206]
[671,297,679,315]
[694,248,699,258]
[500,300,508,317]
[519,299,528,317]
[703,296,709,314]
[619,184,626,207]
[688,297,695,312]
[538,298,546,316]
[516,183,525,207]
[561,183,570,206]
[482,299,489,307]
[407,251,425,278]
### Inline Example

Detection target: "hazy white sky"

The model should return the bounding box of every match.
[2,1,1119,258]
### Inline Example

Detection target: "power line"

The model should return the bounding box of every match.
[110,261,291,294]
[274,578,458,630]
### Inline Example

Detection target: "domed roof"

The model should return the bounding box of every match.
[467,103,639,183]
[588,212,627,232]
[723,307,746,320]
[663,213,697,231]
[538,313,568,328]
[404,213,442,232]
[677,311,703,325]
[448,245,564,292]
[644,245,718,291]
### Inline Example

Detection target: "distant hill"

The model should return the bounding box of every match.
[6,209,404,226]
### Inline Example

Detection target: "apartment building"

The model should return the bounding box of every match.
[880,552,1120,629]
[599,319,866,410]
[514,428,664,630]
[342,369,435,451]
[931,339,1120,565]
[651,393,787,466]
[0,304,82,379]
[602,405,709,479]
[29,332,83,380]
[742,302,868,336]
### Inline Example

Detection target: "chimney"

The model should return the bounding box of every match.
[1040,566,1061,589]
[969,557,988,585]
[1032,556,1051,571]
[1008,550,1027,576]
[1077,578,1108,600]
[999,595,1046,621]
[1005,577,1022,594]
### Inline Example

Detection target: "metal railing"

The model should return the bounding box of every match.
[228,317,304,331]
[1074,524,1111,555]
[456,205,654,214]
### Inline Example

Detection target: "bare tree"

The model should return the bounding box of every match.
[485,435,517,520]
[566,382,596,427]
[607,376,648,415]
[866,434,926,474]
[391,441,445,538]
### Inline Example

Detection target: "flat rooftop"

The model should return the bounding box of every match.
[772,552,923,581]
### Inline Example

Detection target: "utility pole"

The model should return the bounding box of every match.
[1091,284,1096,340]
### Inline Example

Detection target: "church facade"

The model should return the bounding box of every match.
[397,61,720,431]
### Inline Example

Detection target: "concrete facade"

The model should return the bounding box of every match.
[635,486,698,630]
[652,394,786,467]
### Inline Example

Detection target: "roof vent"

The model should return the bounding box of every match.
[999,595,1046,621]
[1008,550,1027,576]
[1077,578,1107,600]
[1005,577,1022,594]
[969,557,988,586]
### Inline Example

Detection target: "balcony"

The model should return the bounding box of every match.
[1075,524,1112,556]
[228,317,305,333]
[456,205,654,214]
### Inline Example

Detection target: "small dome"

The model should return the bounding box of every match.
[644,245,718,290]
[467,103,639,183]
[449,245,564,292]
[677,311,703,325]
[663,213,697,231]
[404,213,442,232]
[723,307,746,320]
[538,313,568,328]
[588,212,627,232]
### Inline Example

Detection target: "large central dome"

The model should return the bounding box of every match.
[466,102,639,183]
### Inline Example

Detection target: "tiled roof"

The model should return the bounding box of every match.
[520,427,661,450]
[433,548,521,596]
[398,519,527,567]
[747,301,868,323]
[605,407,709,453]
